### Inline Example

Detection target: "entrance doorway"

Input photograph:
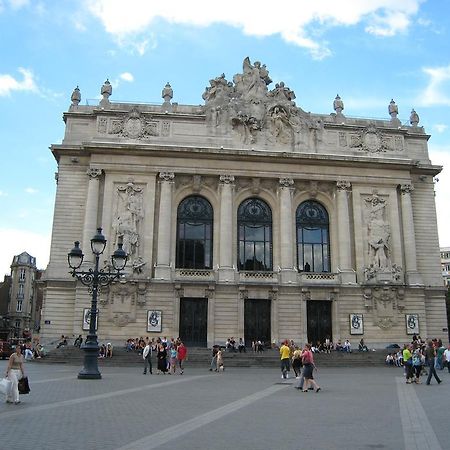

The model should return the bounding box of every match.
[307,300,332,346]
[244,299,271,347]
[179,297,208,347]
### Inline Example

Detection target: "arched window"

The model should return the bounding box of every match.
[176,196,213,269]
[296,200,330,272]
[238,198,272,271]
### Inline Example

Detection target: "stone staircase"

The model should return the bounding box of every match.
[33,346,387,368]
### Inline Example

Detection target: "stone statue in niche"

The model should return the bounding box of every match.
[113,182,144,258]
[365,193,390,270]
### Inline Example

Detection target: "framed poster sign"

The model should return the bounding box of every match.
[349,313,364,335]
[82,308,98,331]
[405,314,419,335]
[147,310,162,333]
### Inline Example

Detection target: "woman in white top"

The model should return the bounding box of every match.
[5,345,25,404]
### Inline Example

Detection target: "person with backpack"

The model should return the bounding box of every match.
[300,343,321,393]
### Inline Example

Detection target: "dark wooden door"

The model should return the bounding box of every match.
[179,298,208,347]
[307,300,332,346]
[244,299,271,347]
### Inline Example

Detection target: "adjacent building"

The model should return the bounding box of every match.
[441,247,450,287]
[40,58,447,348]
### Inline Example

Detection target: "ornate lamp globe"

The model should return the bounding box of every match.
[112,242,127,271]
[90,228,107,255]
[68,241,84,269]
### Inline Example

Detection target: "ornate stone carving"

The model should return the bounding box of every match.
[400,184,414,195]
[239,288,248,300]
[336,180,351,191]
[192,175,202,192]
[333,94,344,114]
[131,256,146,274]
[364,192,391,272]
[159,171,175,182]
[113,182,144,258]
[364,286,404,330]
[108,107,159,139]
[161,121,170,137]
[350,125,391,153]
[203,57,319,149]
[410,109,419,127]
[205,285,215,299]
[279,177,294,188]
[268,288,278,301]
[100,79,112,107]
[71,86,81,106]
[219,174,235,184]
[86,168,103,179]
[162,82,173,104]
[97,117,108,133]
[301,289,311,301]
[338,132,347,147]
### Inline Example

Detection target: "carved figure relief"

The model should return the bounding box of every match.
[203,57,317,150]
[365,192,390,271]
[113,182,144,260]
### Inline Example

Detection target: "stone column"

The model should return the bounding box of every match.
[155,172,175,280]
[336,181,356,283]
[400,184,422,285]
[278,177,296,284]
[218,175,235,283]
[82,168,103,261]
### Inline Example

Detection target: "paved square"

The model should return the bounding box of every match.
[0,360,447,450]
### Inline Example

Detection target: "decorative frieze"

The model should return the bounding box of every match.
[219,174,235,184]
[86,168,103,179]
[159,171,175,182]
[279,177,294,188]
[336,180,351,191]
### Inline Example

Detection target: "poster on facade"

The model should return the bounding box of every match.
[82,308,98,331]
[147,310,162,333]
[349,314,364,335]
[405,314,419,335]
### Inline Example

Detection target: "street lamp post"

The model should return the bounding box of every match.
[68,227,127,379]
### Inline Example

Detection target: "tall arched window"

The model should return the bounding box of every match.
[238,198,272,271]
[176,196,213,269]
[296,200,330,272]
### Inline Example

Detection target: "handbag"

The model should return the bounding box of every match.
[0,377,12,395]
[18,376,30,395]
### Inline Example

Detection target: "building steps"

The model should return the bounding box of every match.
[33,346,388,368]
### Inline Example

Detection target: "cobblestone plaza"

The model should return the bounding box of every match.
[1,360,447,450]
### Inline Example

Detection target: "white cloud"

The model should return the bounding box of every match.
[418,65,450,107]
[8,0,29,9]
[433,124,448,134]
[25,187,38,194]
[0,68,37,96]
[0,228,51,277]
[84,0,422,59]
[119,72,134,82]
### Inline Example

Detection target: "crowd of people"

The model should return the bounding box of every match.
[279,340,322,392]
[125,336,188,375]
[386,335,449,385]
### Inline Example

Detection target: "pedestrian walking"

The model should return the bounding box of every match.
[156,343,168,374]
[300,343,321,393]
[402,344,414,384]
[425,340,442,385]
[292,346,303,379]
[210,345,219,371]
[142,341,152,374]
[216,348,224,371]
[444,344,450,373]
[5,345,25,404]
[279,340,291,379]
[176,341,187,374]
[169,345,177,374]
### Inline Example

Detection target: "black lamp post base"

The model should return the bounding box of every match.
[78,340,102,380]
[78,370,102,380]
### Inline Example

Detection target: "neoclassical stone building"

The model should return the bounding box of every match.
[40,58,447,347]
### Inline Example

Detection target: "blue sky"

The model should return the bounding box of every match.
[1,0,450,276]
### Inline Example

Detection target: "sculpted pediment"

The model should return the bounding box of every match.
[203,57,321,149]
